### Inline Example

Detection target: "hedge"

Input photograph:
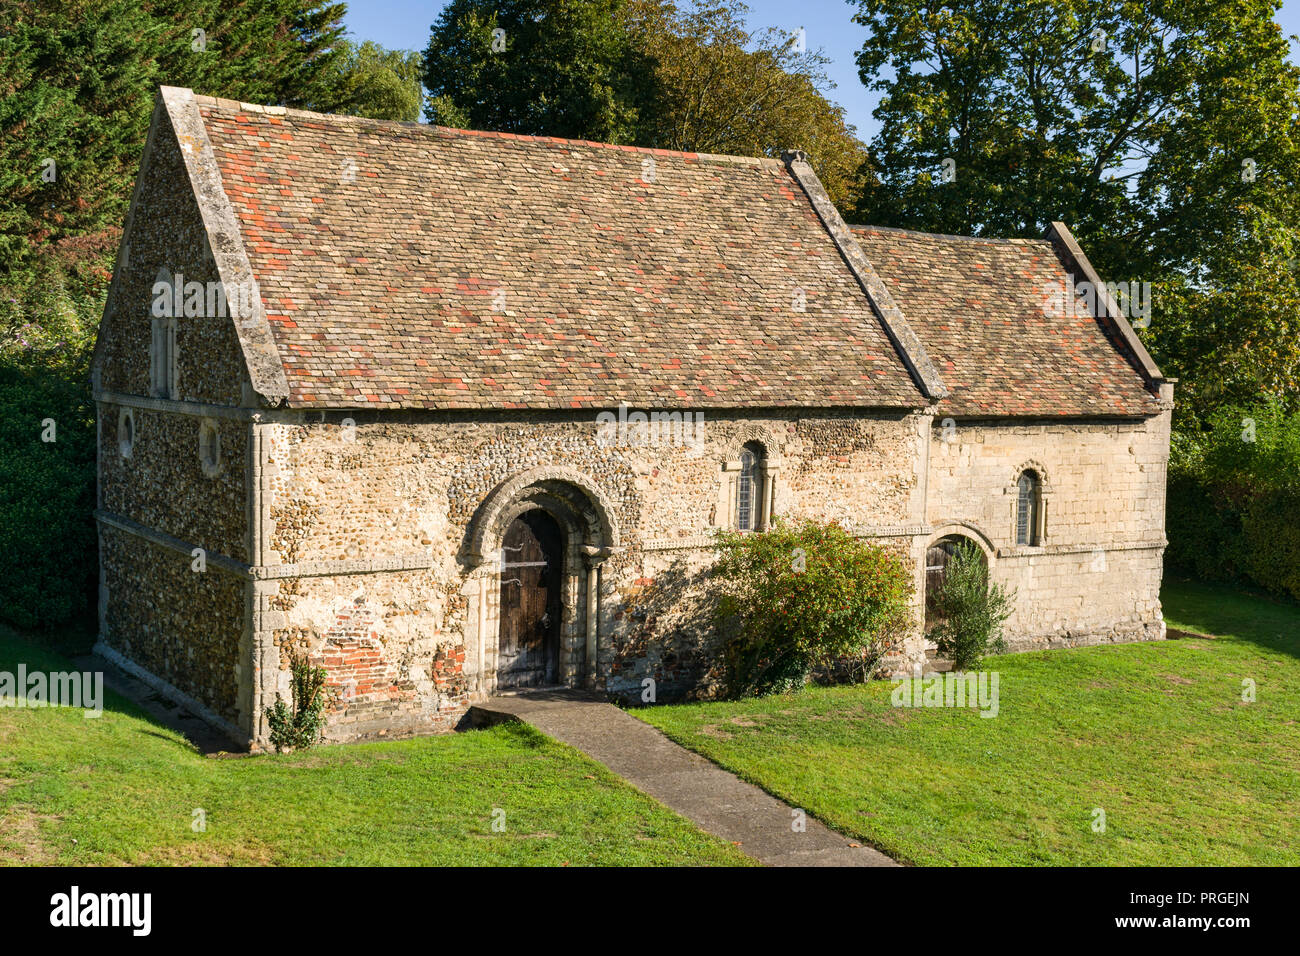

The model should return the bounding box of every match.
[1165,403,1300,601]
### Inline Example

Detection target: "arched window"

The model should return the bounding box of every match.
[1016,471,1040,546]
[736,442,766,532]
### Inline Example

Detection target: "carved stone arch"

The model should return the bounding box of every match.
[716,422,784,464]
[468,465,620,568]
[1008,459,1051,492]
[461,467,621,697]
[922,522,997,645]
[926,521,997,565]
[495,491,588,560]
[716,423,784,533]
[1005,460,1051,546]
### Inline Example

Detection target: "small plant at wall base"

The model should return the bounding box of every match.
[928,542,1014,671]
[266,652,328,753]
[711,519,912,697]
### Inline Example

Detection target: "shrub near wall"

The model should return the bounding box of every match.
[1165,403,1300,600]
[711,519,913,697]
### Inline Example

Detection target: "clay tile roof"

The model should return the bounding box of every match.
[849,225,1162,417]
[191,96,929,411]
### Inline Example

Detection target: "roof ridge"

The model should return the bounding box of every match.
[848,223,1043,245]
[185,87,784,169]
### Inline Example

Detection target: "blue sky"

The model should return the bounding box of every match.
[344,0,1300,141]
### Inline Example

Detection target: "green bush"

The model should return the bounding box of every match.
[711,519,913,697]
[0,361,97,632]
[1164,472,1243,583]
[0,242,110,634]
[1166,402,1300,601]
[1240,488,1300,600]
[266,652,329,753]
[927,542,1014,671]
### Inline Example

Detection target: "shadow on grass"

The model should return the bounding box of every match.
[1162,573,1300,660]
[0,624,204,753]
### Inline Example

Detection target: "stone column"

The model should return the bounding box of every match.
[581,546,610,688]
[721,460,741,529]
[759,456,782,531]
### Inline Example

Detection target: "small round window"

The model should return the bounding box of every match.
[118,408,135,458]
[198,419,221,477]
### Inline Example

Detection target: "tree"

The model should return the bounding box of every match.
[422,0,871,209]
[0,0,351,632]
[927,542,1014,672]
[0,0,161,269]
[317,39,424,121]
[422,0,650,141]
[626,0,871,208]
[154,0,347,110]
[0,0,349,274]
[850,0,1300,422]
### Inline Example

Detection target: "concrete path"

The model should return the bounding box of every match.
[471,690,898,867]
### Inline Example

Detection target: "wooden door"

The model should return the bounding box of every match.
[924,543,954,633]
[924,536,986,634]
[497,511,562,688]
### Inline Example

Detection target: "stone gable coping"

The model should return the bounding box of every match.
[1044,220,1165,387]
[160,86,290,406]
[782,150,949,403]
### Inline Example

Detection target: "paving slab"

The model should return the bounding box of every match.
[471,689,899,867]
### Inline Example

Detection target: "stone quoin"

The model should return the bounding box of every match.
[91,87,1174,749]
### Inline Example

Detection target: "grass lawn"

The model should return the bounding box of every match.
[636,577,1300,865]
[0,631,751,866]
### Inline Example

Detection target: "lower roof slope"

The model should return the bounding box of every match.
[849,226,1162,417]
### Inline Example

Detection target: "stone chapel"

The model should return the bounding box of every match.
[91,87,1173,748]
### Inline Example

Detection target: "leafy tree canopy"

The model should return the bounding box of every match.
[423,0,870,208]
[850,0,1300,422]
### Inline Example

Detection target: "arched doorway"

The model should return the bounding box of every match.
[497,510,563,688]
[463,467,621,696]
[924,534,988,635]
